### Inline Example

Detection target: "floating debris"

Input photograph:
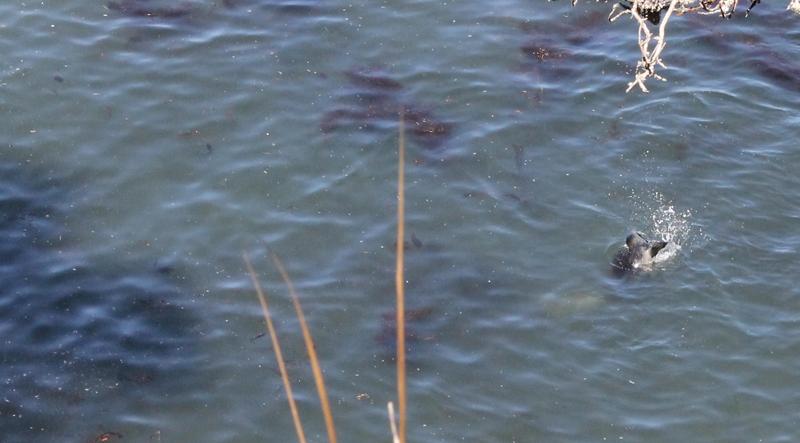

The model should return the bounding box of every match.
[91,431,123,443]
[520,44,566,63]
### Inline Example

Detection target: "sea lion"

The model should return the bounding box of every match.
[613,232,668,271]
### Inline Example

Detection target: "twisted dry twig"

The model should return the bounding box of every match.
[623,0,682,92]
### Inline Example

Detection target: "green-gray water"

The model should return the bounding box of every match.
[2,1,800,442]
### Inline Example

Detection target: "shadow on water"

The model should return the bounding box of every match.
[0,162,202,443]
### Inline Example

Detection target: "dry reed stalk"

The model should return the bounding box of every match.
[395,110,407,443]
[387,402,401,443]
[269,249,338,443]
[247,108,409,443]
[242,251,307,443]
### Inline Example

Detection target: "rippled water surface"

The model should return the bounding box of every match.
[3,0,800,442]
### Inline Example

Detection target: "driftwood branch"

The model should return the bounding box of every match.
[601,0,800,92]
[624,0,681,92]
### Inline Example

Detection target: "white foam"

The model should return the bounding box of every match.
[627,190,698,264]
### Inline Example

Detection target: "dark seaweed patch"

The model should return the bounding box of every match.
[513,144,525,171]
[392,240,411,252]
[321,68,453,150]
[345,66,404,91]
[747,56,800,92]
[107,0,192,18]
[521,44,566,62]
[410,233,423,249]
[262,1,327,16]
[0,162,201,442]
[374,308,434,352]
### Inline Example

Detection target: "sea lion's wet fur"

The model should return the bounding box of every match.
[613,232,668,272]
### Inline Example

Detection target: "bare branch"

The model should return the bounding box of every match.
[597,0,800,91]
[625,0,681,92]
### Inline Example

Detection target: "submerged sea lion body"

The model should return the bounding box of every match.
[613,232,668,272]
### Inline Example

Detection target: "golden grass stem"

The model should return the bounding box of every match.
[269,249,338,443]
[243,251,307,443]
[396,110,407,443]
[388,402,401,443]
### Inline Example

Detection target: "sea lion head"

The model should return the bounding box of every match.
[615,232,668,271]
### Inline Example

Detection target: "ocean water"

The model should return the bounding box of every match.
[2,0,800,442]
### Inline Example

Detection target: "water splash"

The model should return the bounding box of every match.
[627,190,697,263]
